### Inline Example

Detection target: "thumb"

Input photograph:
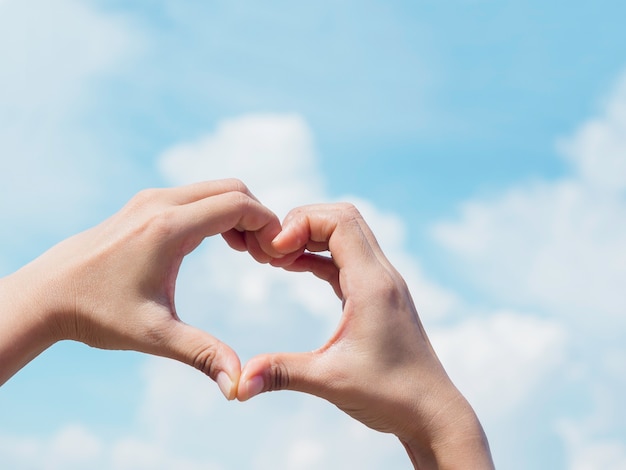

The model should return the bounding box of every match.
[158,322,242,400]
[237,351,323,401]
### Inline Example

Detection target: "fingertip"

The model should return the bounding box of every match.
[269,249,304,268]
[272,224,306,255]
[271,230,288,252]
[217,371,237,401]
[237,356,269,401]
[166,322,242,400]
[215,351,242,401]
[237,375,265,402]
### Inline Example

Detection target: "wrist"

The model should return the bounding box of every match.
[400,388,494,470]
[0,266,60,385]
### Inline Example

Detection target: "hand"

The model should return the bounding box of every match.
[0,179,281,399]
[237,203,494,469]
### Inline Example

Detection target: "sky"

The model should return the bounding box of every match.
[1,0,626,468]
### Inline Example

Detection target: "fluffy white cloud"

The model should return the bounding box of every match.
[559,420,626,470]
[0,0,140,252]
[137,357,221,444]
[431,71,626,468]
[0,0,135,112]
[247,399,404,469]
[0,420,222,470]
[0,424,102,469]
[432,74,626,327]
[159,113,326,219]
[558,72,626,193]
[47,425,103,468]
[433,179,626,325]
[109,436,223,470]
[431,311,568,420]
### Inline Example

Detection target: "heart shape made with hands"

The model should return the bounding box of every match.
[48,183,442,449]
[212,227,344,402]
[170,202,355,402]
[5,180,446,449]
[212,204,445,444]
[205,201,412,405]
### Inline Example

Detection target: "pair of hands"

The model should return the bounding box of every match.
[0,179,493,469]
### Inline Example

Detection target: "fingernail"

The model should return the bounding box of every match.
[271,232,285,246]
[244,375,265,401]
[217,371,234,400]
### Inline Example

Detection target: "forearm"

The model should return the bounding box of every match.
[0,267,57,385]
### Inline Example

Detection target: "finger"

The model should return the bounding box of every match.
[304,240,329,253]
[237,352,324,401]
[174,191,283,255]
[221,228,247,252]
[158,321,242,400]
[267,245,306,268]
[164,179,261,205]
[244,230,273,264]
[272,204,383,272]
[222,228,287,262]
[272,253,342,298]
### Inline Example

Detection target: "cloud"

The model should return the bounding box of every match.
[137,357,221,444]
[0,420,222,470]
[110,437,222,470]
[558,72,626,193]
[0,0,134,112]
[0,424,103,469]
[431,73,626,327]
[247,399,404,470]
[158,113,326,219]
[0,0,141,262]
[430,311,568,420]
[4,2,622,468]
[559,420,626,470]
[430,71,626,468]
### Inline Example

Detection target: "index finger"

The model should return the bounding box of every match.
[164,178,261,206]
[271,203,388,272]
[174,191,283,258]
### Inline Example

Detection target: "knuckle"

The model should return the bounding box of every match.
[123,188,167,218]
[130,188,161,206]
[149,208,176,234]
[226,190,254,215]
[192,344,219,378]
[286,205,306,217]
[337,202,361,220]
[284,203,315,220]
[224,178,250,195]
[375,269,409,308]
[127,208,176,243]
[268,359,291,391]
[334,203,365,235]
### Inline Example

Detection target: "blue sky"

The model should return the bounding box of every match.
[1,1,626,468]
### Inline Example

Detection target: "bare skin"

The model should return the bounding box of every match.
[237,203,495,469]
[0,179,282,399]
[0,183,493,468]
